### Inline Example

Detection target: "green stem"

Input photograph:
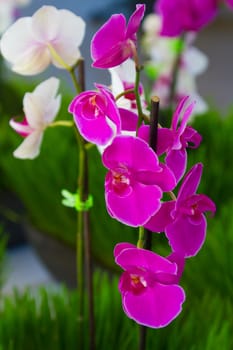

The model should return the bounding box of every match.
[138,97,160,350]
[47,43,82,93]
[115,88,135,101]
[135,66,144,133]
[71,59,96,350]
[75,132,85,350]
[49,120,74,128]
[137,226,145,248]
[70,67,82,94]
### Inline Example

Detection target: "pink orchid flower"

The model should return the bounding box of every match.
[69,85,121,146]
[139,96,202,182]
[227,0,233,8]
[0,5,85,75]
[114,242,185,328]
[145,163,216,257]
[10,77,61,159]
[91,4,145,68]
[155,0,218,37]
[102,135,176,227]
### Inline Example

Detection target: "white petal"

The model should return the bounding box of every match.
[23,92,44,129]
[32,77,61,123]
[51,41,82,68]
[9,118,33,135]
[109,67,124,96]
[184,47,209,76]
[50,9,85,67]
[23,77,61,127]
[12,45,51,75]
[31,6,60,42]
[0,17,33,63]
[142,13,161,34]
[0,3,14,34]
[191,93,208,115]
[57,9,85,48]
[44,94,61,124]
[13,131,43,159]
[33,77,60,106]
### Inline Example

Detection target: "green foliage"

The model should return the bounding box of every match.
[0,267,232,350]
[188,108,233,210]
[0,226,7,286]
[0,82,233,271]
[0,89,137,271]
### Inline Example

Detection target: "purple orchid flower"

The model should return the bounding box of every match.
[114,242,185,328]
[102,135,176,227]
[145,163,216,257]
[139,96,202,182]
[155,0,218,37]
[69,85,121,146]
[227,0,233,8]
[91,4,145,68]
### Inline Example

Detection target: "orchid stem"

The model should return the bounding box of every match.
[72,59,95,350]
[135,65,144,133]
[138,96,160,350]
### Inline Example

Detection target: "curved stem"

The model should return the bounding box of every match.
[47,43,82,93]
[115,88,135,101]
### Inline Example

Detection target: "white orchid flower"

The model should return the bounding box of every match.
[143,13,208,115]
[10,77,61,159]
[0,5,85,75]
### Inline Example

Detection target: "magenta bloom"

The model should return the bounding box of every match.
[91,4,145,68]
[139,96,202,182]
[114,243,185,328]
[227,0,233,8]
[145,163,216,257]
[155,0,218,37]
[102,135,176,227]
[69,85,121,145]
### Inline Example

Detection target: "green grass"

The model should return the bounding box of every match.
[0,266,232,350]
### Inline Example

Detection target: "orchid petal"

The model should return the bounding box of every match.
[23,78,60,128]
[177,163,203,203]
[13,130,43,159]
[144,201,175,232]
[114,243,136,258]
[166,149,187,183]
[102,136,160,172]
[9,117,33,136]
[105,181,162,227]
[0,17,33,63]
[126,4,145,38]
[166,215,207,257]
[31,6,60,41]
[123,283,185,328]
[115,247,177,274]
[91,14,126,66]
[12,45,51,75]
[166,252,185,283]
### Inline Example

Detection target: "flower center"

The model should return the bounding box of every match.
[130,273,147,294]
[111,166,131,194]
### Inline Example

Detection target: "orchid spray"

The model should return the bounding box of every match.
[0,3,216,350]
